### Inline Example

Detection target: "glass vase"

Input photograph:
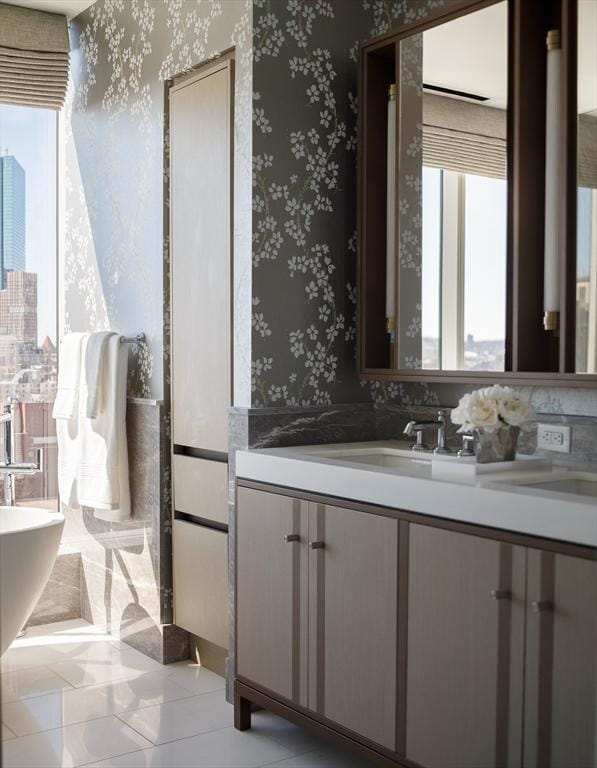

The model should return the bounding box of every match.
[473,426,520,464]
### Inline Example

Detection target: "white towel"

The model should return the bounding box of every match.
[77,334,131,521]
[54,333,87,507]
[52,333,86,420]
[81,331,115,418]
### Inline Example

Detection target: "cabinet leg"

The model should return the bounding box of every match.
[234,692,252,731]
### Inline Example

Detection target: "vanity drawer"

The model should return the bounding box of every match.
[173,454,228,525]
[173,519,229,649]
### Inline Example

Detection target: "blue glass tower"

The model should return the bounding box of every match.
[0,154,26,289]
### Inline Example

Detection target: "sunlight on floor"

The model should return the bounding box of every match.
[1,619,371,767]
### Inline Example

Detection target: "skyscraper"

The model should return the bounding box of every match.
[0,154,26,289]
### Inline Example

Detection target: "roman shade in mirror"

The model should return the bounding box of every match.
[0,2,69,110]
[578,113,597,189]
[422,93,507,180]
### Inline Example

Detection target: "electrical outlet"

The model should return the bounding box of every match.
[537,423,571,453]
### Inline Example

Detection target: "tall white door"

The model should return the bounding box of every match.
[170,60,232,454]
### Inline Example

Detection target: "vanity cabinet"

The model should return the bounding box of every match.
[236,487,399,752]
[523,550,597,768]
[235,482,597,768]
[308,501,398,750]
[236,488,308,704]
[406,525,526,768]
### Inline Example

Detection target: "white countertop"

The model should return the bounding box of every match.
[236,441,597,548]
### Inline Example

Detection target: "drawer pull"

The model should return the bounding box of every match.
[309,541,325,550]
[490,589,511,600]
[532,600,553,613]
[284,534,300,543]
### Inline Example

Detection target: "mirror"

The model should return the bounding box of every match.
[576,0,597,373]
[388,1,509,372]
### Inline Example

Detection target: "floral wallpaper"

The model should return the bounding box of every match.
[249,0,596,419]
[66,0,252,401]
[250,0,449,407]
[396,34,423,368]
[64,0,252,632]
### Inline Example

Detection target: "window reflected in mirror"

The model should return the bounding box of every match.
[393,1,508,372]
[576,0,597,373]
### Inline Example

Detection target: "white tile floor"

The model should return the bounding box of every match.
[1,620,372,767]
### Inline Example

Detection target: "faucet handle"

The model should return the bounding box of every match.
[409,428,429,453]
[457,434,475,458]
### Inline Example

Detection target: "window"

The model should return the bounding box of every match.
[421,166,507,371]
[576,187,597,373]
[0,104,58,508]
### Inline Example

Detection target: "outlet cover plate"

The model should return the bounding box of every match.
[537,423,571,453]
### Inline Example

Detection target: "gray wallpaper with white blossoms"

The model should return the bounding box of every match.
[66,0,252,402]
[249,0,596,418]
[65,0,252,636]
[250,0,450,407]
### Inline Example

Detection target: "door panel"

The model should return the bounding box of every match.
[173,455,228,525]
[309,502,399,751]
[170,61,232,453]
[406,523,525,768]
[524,550,597,768]
[236,487,308,706]
[173,520,228,648]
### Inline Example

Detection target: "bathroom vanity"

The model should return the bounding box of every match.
[233,443,597,768]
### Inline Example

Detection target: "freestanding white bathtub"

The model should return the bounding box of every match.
[0,506,64,656]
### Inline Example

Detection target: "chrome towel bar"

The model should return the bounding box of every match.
[120,333,146,345]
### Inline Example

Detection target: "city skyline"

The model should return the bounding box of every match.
[0,104,56,345]
[0,153,26,289]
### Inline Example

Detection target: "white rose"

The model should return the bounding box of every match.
[481,384,514,404]
[498,393,534,427]
[465,390,500,429]
[451,393,473,427]
[452,391,500,430]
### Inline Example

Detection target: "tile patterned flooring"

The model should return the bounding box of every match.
[1,620,371,767]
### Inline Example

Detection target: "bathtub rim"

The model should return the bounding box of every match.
[0,506,65,536]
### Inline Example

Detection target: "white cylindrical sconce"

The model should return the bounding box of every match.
[386,83,397,339]
[544,29,562,332]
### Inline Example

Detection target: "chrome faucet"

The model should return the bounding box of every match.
[0,400,44,506]
[404,409,452,455]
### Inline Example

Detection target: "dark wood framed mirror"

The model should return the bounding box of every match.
[357,0,597,387]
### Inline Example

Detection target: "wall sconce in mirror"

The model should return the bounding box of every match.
[544,28,562,333]
[386,83,397,342]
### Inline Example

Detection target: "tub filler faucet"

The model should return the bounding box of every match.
[0,400,43,506]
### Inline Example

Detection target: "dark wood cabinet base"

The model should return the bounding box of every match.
[234,688,252,731]
[233,680,415,768]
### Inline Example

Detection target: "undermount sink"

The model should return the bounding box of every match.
[308,446,432,470]
[487,471,597,500]
[527,478,597,497]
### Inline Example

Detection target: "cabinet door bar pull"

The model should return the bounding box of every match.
[309,541,325,550]
[490,589,511,600]
[531,600,553,613]
[284,534,300,543]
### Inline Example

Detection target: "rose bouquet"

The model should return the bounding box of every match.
[451,385,534,432]
[451,386,535,463]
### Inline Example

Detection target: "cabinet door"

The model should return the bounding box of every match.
[524,550,597,768]
[173,520,228,649]
[236,487,308,707]
[170,60,232,453]
[406,524,525,768]
[308,502,399,751]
